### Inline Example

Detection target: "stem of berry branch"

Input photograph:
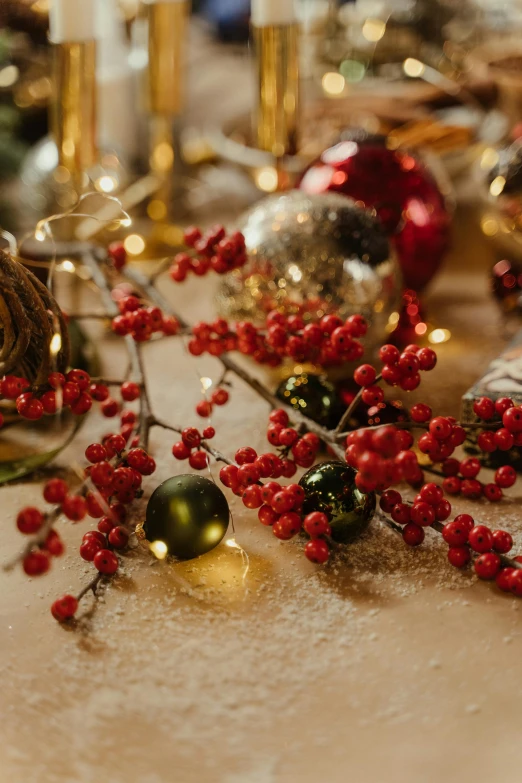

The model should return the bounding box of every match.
[334,374,382,437]
[76,572,104,602]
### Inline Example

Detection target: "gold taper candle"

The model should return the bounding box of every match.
[251,0,299,157]
[147,0,190,116]
[49,0,97,177]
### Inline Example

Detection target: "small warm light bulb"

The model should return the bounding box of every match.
[255,167,279,193]
[362,18,386,42]
[124,234,146,256]
[34,227,46,242]
[50,333,62,355]
[321,72,345,96]
[150,540,168,560]
[200,377,213,391]
[95,175,117,194]
[61,260,75,273]
[489,176,506,197]
[428,328,451,345]
[403,58,425,78]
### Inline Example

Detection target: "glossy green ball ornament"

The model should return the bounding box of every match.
[276,373,342,428]
[144,475,230,559]
[299,461,375,543]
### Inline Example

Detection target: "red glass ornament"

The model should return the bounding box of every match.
[298,134,451,290]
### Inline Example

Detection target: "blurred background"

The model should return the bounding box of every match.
[4,0,522,333]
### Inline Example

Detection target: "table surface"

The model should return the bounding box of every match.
[2,27,522,783]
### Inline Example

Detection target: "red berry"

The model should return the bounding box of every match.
[460,479,482,499]
[410,501,435,527]
[477,431,497,453]
[85,443,108,464]
[219,464,239,488]
[203,427,215,440]
[93,549,119,574]
[402,522,425,546]
[475,552,501,580]
[258,505,279,526]
[269,409,289,426]
[453,513,475,533]
[304,539,329,564]
[51,594,78,622]
[276,512,302,538]
[271,490,294,513]
[417,347,437,371]
[211,388,229,406]
[121,381,140,401]
[16,507,44,534]
[483,483,503,502]
[379,344,400,364]
[80,537,103,561]
[495,397,514,415]
[391,503,411,525]
[62,495,87,522]
[101,398,119,418]
[447,546,471,568]
[429,417,453,441]
[492,529,513,554]
[494,428,514,451]
[182,427,201,448]
[43,478,68,504]
[98,516,116,534]
[242,485,263,509]
[66,369,90,391]
[495,465,516,488]
[189,451,208,470]
[419,482,443,506]
[442,520,469,547]
[496,568,515,592]
[303,512,330,538]
[410,403,432,423]
[473,396,495,420]
[172,441,191,460]
[108,240,127,269]
[510,570,522,596]
[127,448,149,473]
[196,400,212,418]
[90,461,114,488]
[235,447,257,465]
[354,364,377,387]
[434,500,452,521]
[381,364,402,386]
[459,457,481,479]
[379,489,402,513]
[468,525,493,553]
[108,526,129,549]
[23,551,50,576]
[398,352,419,376]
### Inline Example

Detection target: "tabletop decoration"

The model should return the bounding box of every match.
[5,201,522,625]
[216,191,400,348]
[298,130,452,291]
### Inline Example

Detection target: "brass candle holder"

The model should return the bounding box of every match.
[252,22,300,158]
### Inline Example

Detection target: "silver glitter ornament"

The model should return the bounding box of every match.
[216,191,400,345]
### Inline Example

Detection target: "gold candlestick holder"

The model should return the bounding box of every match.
[51,41,97,183]
[252,23,300,159]
[146,0,190,222]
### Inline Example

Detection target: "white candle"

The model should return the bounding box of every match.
[251,0,296,27]
[49,0,97,43]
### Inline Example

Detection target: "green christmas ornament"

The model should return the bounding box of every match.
[276,373,342,428]
[299,461,375,543]
[143,475,230,560]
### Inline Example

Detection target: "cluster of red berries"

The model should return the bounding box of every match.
[345,424,420,493]
[265,409,321,469]
[380,483,451,548]
[17,505,64,577]
[357,343,437,395]
[171,425,216,469]
[112,295,180,343]
[218,444,331,563]
[187,312,367,368]
[107,241,127,271]
[379,484,522,595]
[193,387,229,419]
[169,225,246,282]
[1,370,144,424]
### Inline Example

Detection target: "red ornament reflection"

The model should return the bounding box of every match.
[298,135,451,290]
